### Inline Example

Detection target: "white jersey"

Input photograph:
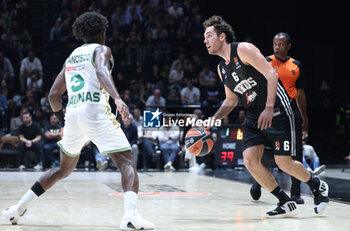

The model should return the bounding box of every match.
[64,43,114,109]
[58,43,131,157]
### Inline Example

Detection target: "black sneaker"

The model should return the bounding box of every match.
[312,179,329,214]
[250,182,262,200]
[265,201,299,218]
[291,195,305,204]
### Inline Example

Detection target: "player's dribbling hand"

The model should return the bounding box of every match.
[257,107,273,130]
[115,98,129,121]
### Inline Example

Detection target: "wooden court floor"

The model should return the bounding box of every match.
[0,171,349,231]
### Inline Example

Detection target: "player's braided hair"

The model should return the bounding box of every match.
[72,12,108,42]
[202,15,236,43]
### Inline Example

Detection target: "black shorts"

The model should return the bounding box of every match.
[242,107,298,156]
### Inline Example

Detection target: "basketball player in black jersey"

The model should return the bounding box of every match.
[202,15,329,217]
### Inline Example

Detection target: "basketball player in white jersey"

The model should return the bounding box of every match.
[2,12,154,230]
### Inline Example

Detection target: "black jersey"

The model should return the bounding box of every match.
[219,42,287,117]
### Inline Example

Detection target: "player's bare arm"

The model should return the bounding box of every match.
[237,42,278,130]
[213,64,238,120]
[94,45,129,121]
[48,65,66,112]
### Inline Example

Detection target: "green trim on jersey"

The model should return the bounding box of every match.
[101,147,132,156]
[57,142,81,157]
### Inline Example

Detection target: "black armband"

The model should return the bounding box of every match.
[54,109,65,127]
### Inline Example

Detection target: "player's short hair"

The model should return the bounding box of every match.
[203,15,236,43]
[275,32,292,44]
[72,12,108,42]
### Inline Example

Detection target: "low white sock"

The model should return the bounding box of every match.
[17,189,38,215]
[124,191,137,215]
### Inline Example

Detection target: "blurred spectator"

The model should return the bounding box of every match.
[33,109,49,129]
[0,51,15,90]
[184,62,198,84]
[126,1,143,25]
[17,111,43,170]
[303,139,326,175]
[199,63,215,88]
[152,116,180,171]
[145,88,166,108]
[40,91,52,116]
[202,77,223,108]
[111,6,127,26]
[170,52,189,72]
[17,28,32,60]
[26,69,43,94]
[168,1,184,19]
[43,114,61,169]
[121,115,139,166]
[0,88,8,130]
[233,109,247,125]
[19,50,43,92]
[1,27,18,49]
[107,29,125,67]
[124,30,144,67]
[22,89,39,113]
[167,89,181,106]
[114,72,129,94]
[132,108,143,128]
[180,79,200,105]
[193,108,204,120]
[168,62,184,93]
[49,18,63,42]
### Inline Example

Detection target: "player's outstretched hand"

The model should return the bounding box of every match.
[258,106,273,130]
[115,98,129,121]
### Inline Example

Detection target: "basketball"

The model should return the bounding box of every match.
[185,127,214,156]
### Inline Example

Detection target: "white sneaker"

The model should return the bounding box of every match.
[100,160,108,171]
[164,161,174,171]
[2,205,26,225]
[33,163,42,171]
[96,159,102,170]
[265,201,299,218]
[18,165,25,171]
[313,179,329,215]
[312,165,326,175]
[189,163,199,172]
[120,211,154,230]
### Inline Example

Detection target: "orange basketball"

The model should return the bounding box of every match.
[185,127,214,156]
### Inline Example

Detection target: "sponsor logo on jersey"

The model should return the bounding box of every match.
[233,77,258,94]
[65,64,85,72]
[67,91,101,107]
[70,74,85,92]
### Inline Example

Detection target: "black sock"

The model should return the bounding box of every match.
[271,186,290,204]
[306,174,320,192]
[31,181,45,197]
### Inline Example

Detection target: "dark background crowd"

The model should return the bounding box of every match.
[0,0,348,170]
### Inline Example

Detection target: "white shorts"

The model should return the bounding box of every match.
[57,104,131,157]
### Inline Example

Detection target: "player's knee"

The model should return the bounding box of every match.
[243,155,260,170]
[274,156,293,172]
